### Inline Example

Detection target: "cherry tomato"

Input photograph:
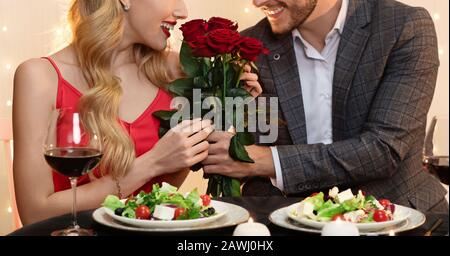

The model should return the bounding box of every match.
[174,208,186,220]
[200,195,211,206]
[379,199,391,209]
[332,214,345,221]
[373,210,388,222]
[135,205,151,220]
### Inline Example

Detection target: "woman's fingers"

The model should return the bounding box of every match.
[172,119,211,136]
[189,150,209,166]
[188,125,214,145]
[173,118,200,132]
[191,141,210,156]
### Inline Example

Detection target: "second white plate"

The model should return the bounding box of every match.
[270,203,425,235]
[94,200,250,232]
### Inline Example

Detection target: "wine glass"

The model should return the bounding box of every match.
[423,116,449,185]
[44,107,102,236]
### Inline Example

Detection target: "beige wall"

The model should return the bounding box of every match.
[0,0,448,235]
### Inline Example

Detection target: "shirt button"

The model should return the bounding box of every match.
[273,53,281,61]
[324,93,331,99]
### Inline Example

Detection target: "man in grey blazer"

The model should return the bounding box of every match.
[202,0,448,214]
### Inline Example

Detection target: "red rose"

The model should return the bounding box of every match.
[238,37,269,62]
[207,17,238,32]
[180,19,208,42]
[188,36,216,57]
[206,29,242,54]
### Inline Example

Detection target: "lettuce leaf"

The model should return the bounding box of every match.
[317,204,345,219]
[102,195,124,211]
[304,192,325,210]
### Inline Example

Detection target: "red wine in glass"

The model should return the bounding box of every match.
[44,108,102,236]
[44,148,102,177]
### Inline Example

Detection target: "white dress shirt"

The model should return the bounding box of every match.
[271,0,349,191]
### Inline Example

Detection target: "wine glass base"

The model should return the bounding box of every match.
[51,227,96,236]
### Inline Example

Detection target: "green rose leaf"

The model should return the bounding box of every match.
[230,178,242,197]
[168,78,194,97]
[180,42,200,77]
[229,134,255,163]
[227,88,252,98]
[193,76,210,89]
[236,131,255,146]
[153,110,178,133]
[152,110,178,121]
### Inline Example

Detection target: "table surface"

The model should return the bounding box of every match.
[8,197,449,236]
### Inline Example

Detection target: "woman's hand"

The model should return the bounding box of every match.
[145,119,214,176]
[240,64,263,98]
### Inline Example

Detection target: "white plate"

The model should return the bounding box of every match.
[94,200,250,232]
[270,204,426,235]
[103,200,227,228]
[286,203,411,232]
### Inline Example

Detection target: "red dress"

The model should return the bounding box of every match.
[42,57,172,195]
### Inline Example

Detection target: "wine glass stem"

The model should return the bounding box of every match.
[69,177,79,229]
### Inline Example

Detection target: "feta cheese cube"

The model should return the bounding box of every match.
[373,199,384,210]
[153,205,175,220]
[336,189,354,203]
[196,198,203,207]
[160,182,178,193]
[329,187,339,199]
[357,190,364,198]
[297,202,316,220]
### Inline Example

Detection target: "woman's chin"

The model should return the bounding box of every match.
[142,39,168,51]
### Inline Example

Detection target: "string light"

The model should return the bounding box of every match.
[2,26,7,32]
[56,28,64,36]
[6,100,12,107]
[433,13,440,21]
[244,8,250,13]
[439,48,444,56]
[5,64,12,70]
[7,207,12,213]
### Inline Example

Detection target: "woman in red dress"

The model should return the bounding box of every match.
[12,0,262,225]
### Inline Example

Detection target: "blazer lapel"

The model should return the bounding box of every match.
[333,0,372,140]
[265,30,308,145]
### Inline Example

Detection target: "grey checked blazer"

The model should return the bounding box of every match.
[241,0,448,213]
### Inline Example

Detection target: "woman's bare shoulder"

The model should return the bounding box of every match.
[13,57,61,110]
[15,47,74,88]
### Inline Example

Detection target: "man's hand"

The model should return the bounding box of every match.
[202,131,276,179]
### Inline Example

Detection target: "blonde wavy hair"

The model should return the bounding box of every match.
[68,0,171,179]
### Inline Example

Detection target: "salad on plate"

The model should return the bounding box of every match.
[290,187,404,224]
[102,182,217,222]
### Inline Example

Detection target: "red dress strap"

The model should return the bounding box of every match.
[41,57,63,78]
[41,57,64,108]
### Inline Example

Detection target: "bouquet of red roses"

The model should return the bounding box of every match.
[154,17,268,197]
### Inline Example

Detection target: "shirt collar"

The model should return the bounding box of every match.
[334,0,349,35]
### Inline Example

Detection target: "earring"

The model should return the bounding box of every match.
[123,4,130,11]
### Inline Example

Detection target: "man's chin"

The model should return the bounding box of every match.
[269,24,292,36]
